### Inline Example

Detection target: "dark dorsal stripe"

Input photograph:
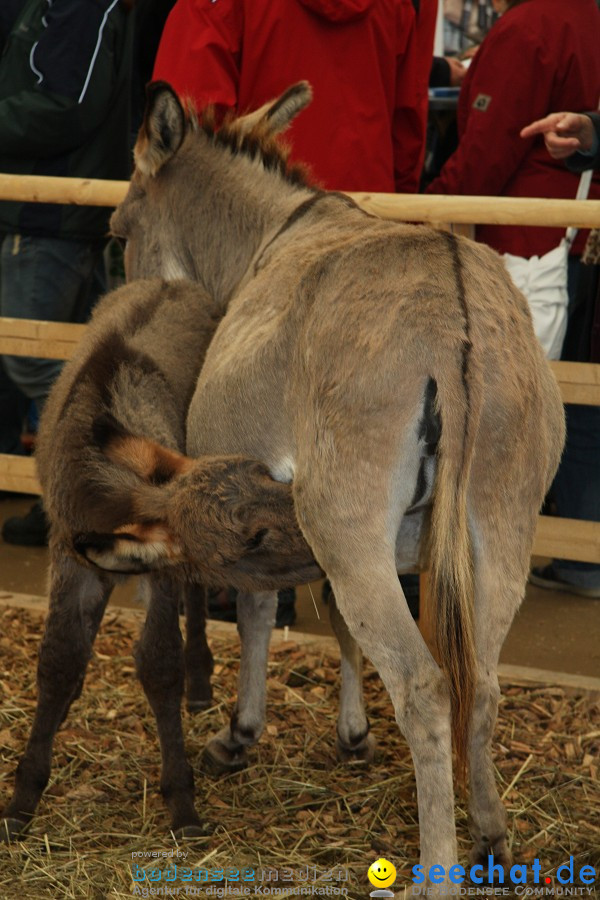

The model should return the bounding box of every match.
[441,231,473,478]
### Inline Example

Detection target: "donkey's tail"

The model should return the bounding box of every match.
[427,235,482,780]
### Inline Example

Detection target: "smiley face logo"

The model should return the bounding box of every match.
[368,858,397,889]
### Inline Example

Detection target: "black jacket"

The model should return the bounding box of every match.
[0,0,134,241]
[567,112,600,173]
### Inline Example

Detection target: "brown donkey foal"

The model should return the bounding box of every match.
[0,278,319,842]
[103,82,564,886]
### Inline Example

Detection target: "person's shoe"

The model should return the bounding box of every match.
[206,587,237,622]
[275,588,296,628]
[207,587,297,627]
[399,572,420,619]
[529,564,600,599]
[1,500,49,546]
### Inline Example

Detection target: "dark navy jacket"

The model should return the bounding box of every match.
[567,113,600,174]
[0,0,134,240]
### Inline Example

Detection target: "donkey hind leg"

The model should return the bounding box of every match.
[182,582,214,712]
[1,555,112,841]
[328,592,375,764]
[467,530,529,874]
[319,557,456,879]
[294,474,457,882]
[204,591,277,775]
[135,574,209,837]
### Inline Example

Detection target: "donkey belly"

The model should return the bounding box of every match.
[186,376,296,483]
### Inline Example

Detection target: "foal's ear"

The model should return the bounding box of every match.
[237,81,313,136]
[134,81,186,177]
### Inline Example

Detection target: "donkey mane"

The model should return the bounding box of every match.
[189,102,315,189]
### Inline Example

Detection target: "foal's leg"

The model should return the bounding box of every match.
[1,553,112,840]
[204,591,277,774]
[328,592,375,764]
[182,582,214,712]
[135,574,206,836]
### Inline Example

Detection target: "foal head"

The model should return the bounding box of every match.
[74,418,320,589]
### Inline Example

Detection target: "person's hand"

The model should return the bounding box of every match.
[445,57,467,87]
[520,112,595,159]
[460,44,479,60]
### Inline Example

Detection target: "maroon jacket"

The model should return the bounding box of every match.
[427,0,600,257]
[153,0,436,193]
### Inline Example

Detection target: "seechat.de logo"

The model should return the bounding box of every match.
[412,856,596,889]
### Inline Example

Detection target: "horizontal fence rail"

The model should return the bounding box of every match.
[0,174,598,572]
[1,174,600,228]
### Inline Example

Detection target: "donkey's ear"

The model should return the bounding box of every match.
[237,81,313,136]
[266,81,313,132]
[134,81,186,177]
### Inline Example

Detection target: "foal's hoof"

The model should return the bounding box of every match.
[203,737,249,776]
[336,732,376,766]
[0,817,29,843]
[173,823,213,841]
[186,698,213,713]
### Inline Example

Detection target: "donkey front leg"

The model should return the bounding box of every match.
[182,582,214,712]
[204,591,277,774]
[135,574,207,837]
[328,592,375,764]
[1,554,112,841]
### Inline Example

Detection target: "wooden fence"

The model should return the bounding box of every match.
[1,176,599,573]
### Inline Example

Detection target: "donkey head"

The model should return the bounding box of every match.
[131,80,313,179]
[110,81,313,294]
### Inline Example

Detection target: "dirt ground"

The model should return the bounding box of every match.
[0,605,598,900]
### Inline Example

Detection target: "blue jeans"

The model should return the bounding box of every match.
[0,235,105,412]
[0,357,29,454]
[551,258,600,588]
[552,404,600,588]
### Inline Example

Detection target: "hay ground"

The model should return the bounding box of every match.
[0,605,599,900]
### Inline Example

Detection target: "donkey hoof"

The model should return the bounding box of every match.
[174,823,213,841]
[0,817,29,843]
[203,738,249,775]
[336,732,376,765]
[469,838,511,880]
[186,698,213,713]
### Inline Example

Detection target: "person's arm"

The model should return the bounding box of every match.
[0,0,127,158]
[567,112,600,172]
[520,111,600,173]
[430,56,466,88]
[153,0,242,117]
[428,22,552,196]
[430,57,451,88]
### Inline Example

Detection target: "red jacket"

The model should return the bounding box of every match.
[154,0,436,193]
[427,0,600,257]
